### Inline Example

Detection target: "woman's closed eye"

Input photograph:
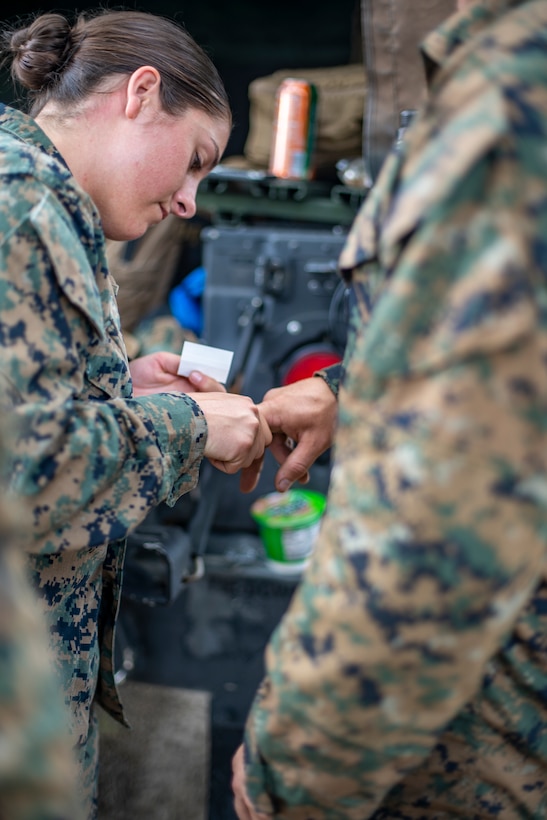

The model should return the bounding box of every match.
[190,152,203,172]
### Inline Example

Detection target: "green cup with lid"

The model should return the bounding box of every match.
[251,488,326,573]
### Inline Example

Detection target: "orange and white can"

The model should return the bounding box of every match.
[269,78,317,181]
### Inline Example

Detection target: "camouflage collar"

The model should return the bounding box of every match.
[421,0,530,79]
[0,103,69,170]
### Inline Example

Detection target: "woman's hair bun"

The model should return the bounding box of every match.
[1,9,230,122]
[6,13,75,92]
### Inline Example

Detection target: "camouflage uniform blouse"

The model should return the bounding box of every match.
[0,107,207,756]
[243,1,547,817]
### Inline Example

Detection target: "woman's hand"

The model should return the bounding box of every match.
[130,351,226,396]
[130,352,272,491]
[187,393,272,493]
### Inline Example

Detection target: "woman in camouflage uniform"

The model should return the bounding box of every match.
[0,9,271,819]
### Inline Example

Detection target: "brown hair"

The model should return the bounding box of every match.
[1,9,231,124]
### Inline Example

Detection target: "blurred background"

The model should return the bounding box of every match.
[0,0,362,159]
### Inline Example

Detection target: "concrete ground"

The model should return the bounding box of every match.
[98,680,211,820]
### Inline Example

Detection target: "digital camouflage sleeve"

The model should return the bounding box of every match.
[243,1,547,817]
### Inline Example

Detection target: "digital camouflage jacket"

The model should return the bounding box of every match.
[244,1,547,817]
[0,105,207,812]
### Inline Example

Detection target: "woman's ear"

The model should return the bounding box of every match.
[125,66,162,119]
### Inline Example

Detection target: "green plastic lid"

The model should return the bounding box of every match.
[251,489,326,529]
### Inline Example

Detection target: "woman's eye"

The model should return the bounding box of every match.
[191,153,203,171]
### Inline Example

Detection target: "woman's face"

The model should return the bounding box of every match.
[93,105,230,241]
[54,67,231,241]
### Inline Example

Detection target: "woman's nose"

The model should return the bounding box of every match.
[170,180,198,220]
